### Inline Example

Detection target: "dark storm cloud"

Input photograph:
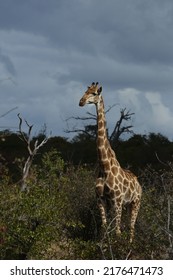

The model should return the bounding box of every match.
[94,0,173,64]
[1,0,173,138]
[1,0,173,66]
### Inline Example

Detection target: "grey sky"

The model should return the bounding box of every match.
[1,0,173,139]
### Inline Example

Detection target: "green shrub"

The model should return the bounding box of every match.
[0,152,173,259]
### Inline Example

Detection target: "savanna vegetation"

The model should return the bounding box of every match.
[0,114,173,259]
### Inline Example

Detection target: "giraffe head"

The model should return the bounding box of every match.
[79,82,102,107]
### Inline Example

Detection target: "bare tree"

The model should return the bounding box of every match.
[65,110,97,138]
[17,114,49,191]
[109,108,134,148]
[65,105,134,146]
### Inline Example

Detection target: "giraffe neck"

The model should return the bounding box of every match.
[96,96,120,171]
[96,96,107,142]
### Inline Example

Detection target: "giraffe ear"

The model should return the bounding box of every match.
[98,86,102,95]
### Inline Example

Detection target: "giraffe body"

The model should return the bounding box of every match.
[79,82,142,242]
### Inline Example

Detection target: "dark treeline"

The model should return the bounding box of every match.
[1,129,173,182]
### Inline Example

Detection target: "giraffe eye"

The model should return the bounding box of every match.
[92,92,97,96]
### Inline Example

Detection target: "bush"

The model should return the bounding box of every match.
[0,150,99,259]
[0,151,173,259]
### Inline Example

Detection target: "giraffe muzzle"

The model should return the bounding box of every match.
[79,98,85,106]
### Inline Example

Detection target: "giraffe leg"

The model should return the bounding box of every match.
[130,200,140,243]
[96,178,107,225]
[114,200,123,236]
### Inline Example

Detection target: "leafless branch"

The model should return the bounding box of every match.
[98,217,116,260]
[105,104,117,114]
[155,152,168,167]
[64,127,93,138]
[0,107,18,118]
[125,249,132,260]
[66,112,97,123]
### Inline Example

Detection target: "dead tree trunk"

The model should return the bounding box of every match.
[109,108,134,148]
[17,114,48,191]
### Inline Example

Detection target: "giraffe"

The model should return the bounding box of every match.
[79,82,142,242]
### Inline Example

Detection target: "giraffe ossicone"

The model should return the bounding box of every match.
[79,82,142,242]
